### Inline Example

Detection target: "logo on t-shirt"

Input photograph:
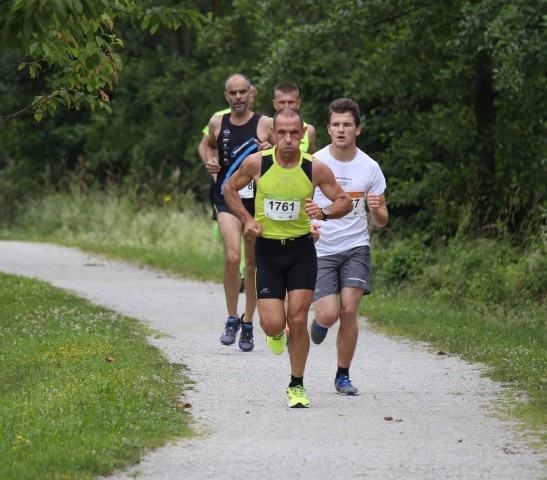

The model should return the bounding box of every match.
[231,137,256,158]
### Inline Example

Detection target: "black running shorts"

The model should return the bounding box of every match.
[213,192,255,217]
[255,234,317,300]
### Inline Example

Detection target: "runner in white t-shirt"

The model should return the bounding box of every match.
[311,98,389,395]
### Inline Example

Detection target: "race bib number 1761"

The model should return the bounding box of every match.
[264,194,301,221]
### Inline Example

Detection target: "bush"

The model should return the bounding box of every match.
[373,234,432,284]
[417,238,546,311]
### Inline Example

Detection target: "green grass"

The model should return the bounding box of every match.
[2,190,224,281]
[0,273,193,480]
[362,290,546,443]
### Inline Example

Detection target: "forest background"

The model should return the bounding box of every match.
[0,0,545,431]
[1,0,545,240]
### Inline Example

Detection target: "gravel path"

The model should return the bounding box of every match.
[1,240,544,479]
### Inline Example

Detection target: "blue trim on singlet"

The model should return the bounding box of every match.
[220,142,259,194]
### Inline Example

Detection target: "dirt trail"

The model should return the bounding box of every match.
[1,240,544,479]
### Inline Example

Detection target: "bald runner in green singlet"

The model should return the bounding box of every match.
[223,108,352,408]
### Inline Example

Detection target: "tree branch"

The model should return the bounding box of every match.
[0,95,53,125]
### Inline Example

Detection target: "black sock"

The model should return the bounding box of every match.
[336,367,349,379]
[289,375,303,388]
[242,322,253,330]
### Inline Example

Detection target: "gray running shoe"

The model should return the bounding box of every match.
[220,317,240,345]
[335,374,358,395]
[310,319,328,345]
[238,324,254,352]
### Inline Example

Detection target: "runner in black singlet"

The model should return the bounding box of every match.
[203,73,272,353]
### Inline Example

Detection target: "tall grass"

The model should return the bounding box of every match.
[4,190,224,281]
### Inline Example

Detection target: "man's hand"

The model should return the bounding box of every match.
[367,191,389,227]
[304,198,322,220]
[311,223,321,243]
[205,158,221,174]
[367,192,382,211]
[255,139,272,151]
[243,219,263,239]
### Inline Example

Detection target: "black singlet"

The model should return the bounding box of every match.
[213,112,262,204]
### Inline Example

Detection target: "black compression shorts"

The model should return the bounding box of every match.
[213,192,255,217]
[255,234,317,300]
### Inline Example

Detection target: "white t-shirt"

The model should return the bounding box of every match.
[313,146,386,257]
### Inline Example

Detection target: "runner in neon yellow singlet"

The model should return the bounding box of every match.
[223,108,352,408]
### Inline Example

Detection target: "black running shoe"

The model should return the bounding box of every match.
[220,316,240,345]
[238,322,254,352]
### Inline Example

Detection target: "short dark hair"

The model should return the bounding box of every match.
[328,98,361,127]
[273,107,304,128]
[274,82,299,97]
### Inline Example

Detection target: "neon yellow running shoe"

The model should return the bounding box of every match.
[286,385,310,408]
[266,331,286,355]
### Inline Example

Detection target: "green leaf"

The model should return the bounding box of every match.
[141,15,151,30]
[150,19,160,35]
[29,42,40,56]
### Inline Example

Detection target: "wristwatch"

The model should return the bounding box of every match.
[321,206,331,220]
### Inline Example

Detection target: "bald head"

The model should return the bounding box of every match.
[224,73,251,91]
[273,108,304,128]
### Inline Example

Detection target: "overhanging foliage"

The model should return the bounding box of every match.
[0,0,544,241]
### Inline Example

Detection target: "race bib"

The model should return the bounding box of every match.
[238,180,255,199]
[348,192,365,217]
[264,194,301,221]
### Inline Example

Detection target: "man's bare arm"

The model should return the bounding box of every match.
[204,116,222,175]
[367,192,388,227]
[198,135,209,165]
[223,153,263,238]
[257,115,275,149]
[305,159,352,220]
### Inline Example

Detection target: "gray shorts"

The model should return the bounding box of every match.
[313,245,372,301]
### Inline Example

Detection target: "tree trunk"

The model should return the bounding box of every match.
[474,51,497,234]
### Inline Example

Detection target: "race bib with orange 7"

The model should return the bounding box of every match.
[348,192,366,217]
